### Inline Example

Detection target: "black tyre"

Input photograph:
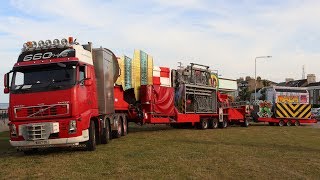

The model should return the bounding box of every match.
[219,119,228,128]
[170,123,179,128]
[208,118,218,129]
[269,122,275,126]
[241,118,249,127]
[23,148,38,155]
[85,120,96,151]
[122,116,128,136]
[223,120,228,128]
[294,120,300,126]
[286,120,292,127]
[197,119,208,129]
[101,118,111,144]
[279,120,285,127]
[112,117,123,138]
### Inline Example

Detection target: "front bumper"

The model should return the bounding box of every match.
[10,129,89,149]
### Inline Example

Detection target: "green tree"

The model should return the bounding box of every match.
[262,80,270,87]
[238,87,251,101]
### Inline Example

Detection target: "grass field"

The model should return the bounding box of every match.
[0,123,320,179]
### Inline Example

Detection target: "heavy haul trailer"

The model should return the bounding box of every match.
[136,63,251,129]
[252,86,317,126]
[4,38,129,153]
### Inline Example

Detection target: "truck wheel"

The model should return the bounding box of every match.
[294,120,300,126]
[278,120,285,127]
[85,120,96,151]
[241,118,249,127]
[286,120,292,126]
[122,116,128,136]
[269,122,275,126]
[197,119,208,129]
[101,118,111,144]
[23,148,38,155]
[112,117,123,138]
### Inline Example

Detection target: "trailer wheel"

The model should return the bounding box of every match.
[286,120,292,126]
[197,119,208,129]
[223,120,228,128]
[294,120,300,126]
[85,120,96,151]
[219,119,228,128]
[241,118,249,127]
[208,118,218,129]
[269,122,275,126]
[122,116,128,136]
[101,118,111,144]
[278,120,285,127]
[112,116,123,138]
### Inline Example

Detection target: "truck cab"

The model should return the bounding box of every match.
[4,38,100,151]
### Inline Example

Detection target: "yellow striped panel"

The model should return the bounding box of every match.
[276,103,311,119]
[133,50,141,100]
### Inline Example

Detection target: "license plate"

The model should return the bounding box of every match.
[34,140,49,145]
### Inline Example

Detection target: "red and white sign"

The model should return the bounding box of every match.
[153,66,171,87]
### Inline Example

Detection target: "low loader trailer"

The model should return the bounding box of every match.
[252,86,317,126]
[4,38,250,153]
[135,63,251,129]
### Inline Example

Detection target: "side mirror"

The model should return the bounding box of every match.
[4,87,9,94]
[3,73,10,94]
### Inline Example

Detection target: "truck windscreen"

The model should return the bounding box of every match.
[11,63,76,93]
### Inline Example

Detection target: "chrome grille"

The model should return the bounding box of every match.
[14,104,69,119]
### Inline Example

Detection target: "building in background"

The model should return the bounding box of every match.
[218,78,238,100]
[237,76,277,101]
[277,74,316,87]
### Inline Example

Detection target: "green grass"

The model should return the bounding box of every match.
[0,124,320,179]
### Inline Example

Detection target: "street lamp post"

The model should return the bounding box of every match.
[254,56,272,101]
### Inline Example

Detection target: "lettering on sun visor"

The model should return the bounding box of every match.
[17,48,76,62]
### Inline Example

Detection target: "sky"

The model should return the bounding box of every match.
[0,0,320,102]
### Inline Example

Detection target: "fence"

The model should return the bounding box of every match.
[0,109,9,132]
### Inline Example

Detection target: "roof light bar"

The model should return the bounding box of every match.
[21,37,75,52]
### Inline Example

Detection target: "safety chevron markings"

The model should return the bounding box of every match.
[275,103,311,119]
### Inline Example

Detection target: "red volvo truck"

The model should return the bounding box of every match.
[4,38,130,153]
[4,38,250,153]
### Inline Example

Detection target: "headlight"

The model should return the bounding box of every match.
[45,40,52,47]
[53,39,60,46]
[38,40,45,47]
[10,124,17,137]
[23,43,28,48]
[31,41,37,48]
[69,120,77,134]
[61,38,68,46]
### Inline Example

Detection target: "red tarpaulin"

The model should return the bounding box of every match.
[140,85,175,116]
